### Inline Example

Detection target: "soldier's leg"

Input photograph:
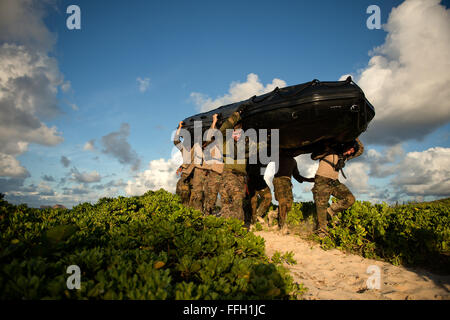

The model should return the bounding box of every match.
[203,171,221,215]
[312,176,333,230]
[219,170,246,221]
[273,177,293,228]
[189,168,207,211]
[329,182,355,214]
[256,187,272,218]
[249,189,258,224]
[176,173,191,206]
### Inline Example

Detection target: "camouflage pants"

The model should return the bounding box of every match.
[312,175,355,230]
[219,169,246,221]
[250,187,272,224]
[189,168,208,211]
[273,176,293,228]
[203,170,221,215]
[176,172,191,206]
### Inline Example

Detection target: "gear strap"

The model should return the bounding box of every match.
[320,156,348,179]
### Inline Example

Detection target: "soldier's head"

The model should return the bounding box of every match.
[343,140,358,156]
[232,122,243,141]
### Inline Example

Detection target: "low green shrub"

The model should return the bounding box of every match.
[0,191,304,300]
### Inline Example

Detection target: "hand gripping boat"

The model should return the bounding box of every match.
[182,76,375,157]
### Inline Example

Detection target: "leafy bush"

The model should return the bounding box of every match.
[292,198,450,271]
[0,191,304,300]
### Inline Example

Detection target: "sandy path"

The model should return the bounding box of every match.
[254,231,450,300]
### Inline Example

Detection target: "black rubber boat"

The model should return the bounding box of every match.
[181,76,375,157]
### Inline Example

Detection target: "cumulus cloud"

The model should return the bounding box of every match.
[353,0,450,145]
[101,123,141,171]
[137,77,150,93]
[125,152,182,196]
[191,73,287,112]
[0,44,64,156]
[0,0,55,51]
[0,153,30,178]
[60,156,71,168]
[83,139,96,151]
[391,147,450,197]
[364,144,404,178]
[70,167,102,184]
[344,162,371,194]
[355,145,450,200]
[0,0,66,180]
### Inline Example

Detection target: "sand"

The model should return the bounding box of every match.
[254,230,450,300]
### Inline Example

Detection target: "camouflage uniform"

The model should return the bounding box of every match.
[189,167,208,211]
[272,156,309,228]
[203,170,221,215]
[173,132,195,207]
[312,175,355,230]
[247,165,272,224]
[215,111,248,222]
[311,138,364,231]
[176,171,191,206]
[219,168,247,221]
[273,176,293,228]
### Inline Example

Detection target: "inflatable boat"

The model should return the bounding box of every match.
[182,76,375,156]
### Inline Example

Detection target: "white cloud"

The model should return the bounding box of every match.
[0,153,30,178]
[0,44,65,157]
[365,144,404,178]
[353,0,450,145]
[83,139,96,151]
[0,0,68,179]
[125,152,182,196]
[356,145,450,200]
[137,77,150,93]
[344,162,371,194]
[191,73,287,112]
[392,147,450,197]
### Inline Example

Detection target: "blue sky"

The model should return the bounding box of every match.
[1,0,449,207]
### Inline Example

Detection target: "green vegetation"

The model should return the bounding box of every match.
[0,191,303,300]
[271,251,297,266]
[286,198,450,272]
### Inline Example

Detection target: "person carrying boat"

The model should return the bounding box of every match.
[173,121,194,206]
[211,105,262,222]
[188,120,220,212]
[311,138,364,237]
[201,113,224,215]
[246,163,272,227]
[273,154,315,234]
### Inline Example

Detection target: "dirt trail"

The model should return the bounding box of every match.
[254,230,450,300]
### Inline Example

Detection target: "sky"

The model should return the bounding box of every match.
[0,0,449,208]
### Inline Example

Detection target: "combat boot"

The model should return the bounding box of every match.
[314,227,329,239]
[327,207,340,226]
[280,224,289,235]
[267,210,277,227]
